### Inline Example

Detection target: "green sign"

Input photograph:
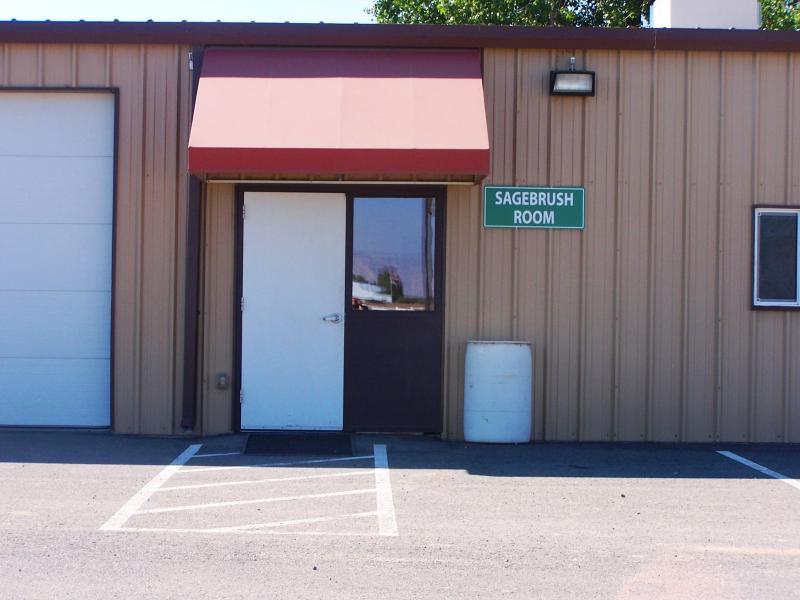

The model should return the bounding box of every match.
[484,186,585,229]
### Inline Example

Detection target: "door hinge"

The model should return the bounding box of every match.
[240,297,245,312]
[239,390,244,404]
[242,204,246,220]
[188,51,194,71]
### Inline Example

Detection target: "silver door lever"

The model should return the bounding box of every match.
[322,313,343,324]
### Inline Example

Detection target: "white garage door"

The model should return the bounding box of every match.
[0,92,114,427]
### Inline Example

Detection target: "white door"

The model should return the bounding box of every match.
[0,92,114,426]
[241,192,346,430]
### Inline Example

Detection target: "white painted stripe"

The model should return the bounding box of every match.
[207,511,378,532]
[191,452,242,458]
[115,527,373,536]
[99,443,202,531]
[159,469,373,491]
[373,444,398,537]
[234,530,374,537]
[718,450,800,492]
[175,454,373,474]
[136,488,377,514]
[688,545,800,557]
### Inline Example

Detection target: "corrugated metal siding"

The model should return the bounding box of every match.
[199,183,236,435]
[444,48,800,442]
[0,43,192,434]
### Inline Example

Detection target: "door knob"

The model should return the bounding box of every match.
[322,313,343,324]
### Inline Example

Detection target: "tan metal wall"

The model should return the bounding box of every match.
[0,43,193,434]
[444,48,800,443]
[10,43,797,441]
[199,183,236,435]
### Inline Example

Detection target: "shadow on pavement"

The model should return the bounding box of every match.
[0,429,798,479]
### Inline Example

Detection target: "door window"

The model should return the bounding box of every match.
[351,197,436,311]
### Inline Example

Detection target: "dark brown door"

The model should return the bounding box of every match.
[343,191,445,433]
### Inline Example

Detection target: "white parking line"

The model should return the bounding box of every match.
[176,454,373,474]
[114,527,373,536]
[374,444,398,537]
[136,487,377,514]
[192,452,242,458]
[718,450,800,492]
[159,469,373,491]
[207,511,378,532]
[99,443,202,531]
[103,444,399,537]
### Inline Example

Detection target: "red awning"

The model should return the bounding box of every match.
[188,48,489,177]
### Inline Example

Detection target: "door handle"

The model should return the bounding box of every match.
[322,313,343,324]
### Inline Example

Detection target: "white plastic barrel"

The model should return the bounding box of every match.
[464,341,532,443]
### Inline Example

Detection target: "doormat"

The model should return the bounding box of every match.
[244,432,353,456]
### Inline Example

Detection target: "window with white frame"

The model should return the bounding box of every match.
[753,208,800,308]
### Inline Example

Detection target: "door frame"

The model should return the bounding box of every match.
[232,183,447,432]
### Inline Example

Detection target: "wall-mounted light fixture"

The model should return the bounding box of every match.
[550,57,595,97]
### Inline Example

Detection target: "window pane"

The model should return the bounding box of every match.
[352,197,435,311]
[758,213,798,302]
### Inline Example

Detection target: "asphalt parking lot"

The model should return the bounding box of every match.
[1,431,799,599]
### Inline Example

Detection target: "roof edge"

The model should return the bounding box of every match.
[0,21,797,52]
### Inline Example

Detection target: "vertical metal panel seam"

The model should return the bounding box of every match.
[645,50,658,441]
[208,186,218,433]
[199,184,211,433]
[104,44,111,86]
[748,53,760,442]
[169,46,181,432]
[611,50,623,440]
[504,49,514,340]
[481,49,494,341]
[36,43,42,86]
[165,49,177,433]
[106,44,116,426]
[715,52,727,442]
[476,50,489,340]
[679,51,691,442]
[172,45,187,432]
[456,186,468,438]
[511,49,520,340]
[440,185,451,439]
[134,44,147,432]
[577,48,589,440]
[70,44,77,86]
[205,186,219,431]
[195,184,205,433]
[457,187,469,438]
[447,187,458,439]
[200,186,210,432]
[543,48,555,439]
[790,52,798,442]
[211,187,222,432]
[2,44,8,84]
[782,52,795,442]
[166,46,180,432]
[441,185,459,439]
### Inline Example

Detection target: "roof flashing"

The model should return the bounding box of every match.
[0,21,798,52]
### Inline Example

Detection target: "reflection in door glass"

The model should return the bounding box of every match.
[352,197,435,311]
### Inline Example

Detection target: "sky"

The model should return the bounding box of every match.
[0,0,375,23]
